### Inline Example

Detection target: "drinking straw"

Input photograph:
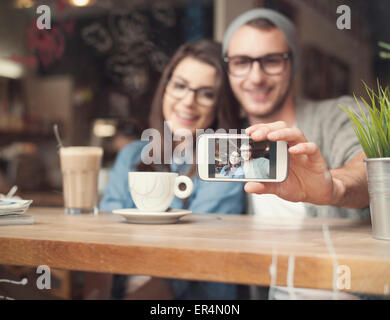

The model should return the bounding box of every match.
[6,185,17,198]
[53,124,64,149]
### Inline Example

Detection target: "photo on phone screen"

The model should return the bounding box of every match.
[208,138,276,180]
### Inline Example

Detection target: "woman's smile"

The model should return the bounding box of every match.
[174,109,200,125]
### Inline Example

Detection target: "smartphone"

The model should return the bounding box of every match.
[197,134,289,182]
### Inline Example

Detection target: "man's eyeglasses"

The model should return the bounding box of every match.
[224,52,291,77]
[165,78,217,108]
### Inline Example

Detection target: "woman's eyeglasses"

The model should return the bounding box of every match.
[224,52,291,77]
[165,79,217,108]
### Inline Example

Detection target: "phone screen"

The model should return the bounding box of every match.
[208,138,277,179]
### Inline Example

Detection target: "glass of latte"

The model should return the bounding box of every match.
[59,147,103,214]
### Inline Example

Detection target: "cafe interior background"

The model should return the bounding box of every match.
[0,0,389,299]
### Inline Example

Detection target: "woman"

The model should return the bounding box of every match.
[100,40,245,300]
[220,151,245,178]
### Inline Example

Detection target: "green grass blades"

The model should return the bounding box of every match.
[339,82,390,158]
[379,41,390,59]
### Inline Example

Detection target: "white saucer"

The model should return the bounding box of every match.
[112,208,191,224]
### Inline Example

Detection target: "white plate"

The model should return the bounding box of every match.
[112,208,191,224]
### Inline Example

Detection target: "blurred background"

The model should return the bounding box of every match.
[0,0,389,207]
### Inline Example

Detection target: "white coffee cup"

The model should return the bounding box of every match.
[128,172,194,212]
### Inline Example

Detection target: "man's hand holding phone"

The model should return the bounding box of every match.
[245,121,338,206]
[197,133,288,183]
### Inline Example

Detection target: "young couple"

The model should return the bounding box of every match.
[100,8,370,300]
[220,144,269,179]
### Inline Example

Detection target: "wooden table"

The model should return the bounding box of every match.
[0,207,389,296]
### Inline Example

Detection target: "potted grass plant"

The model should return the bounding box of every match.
[339,43,390,240]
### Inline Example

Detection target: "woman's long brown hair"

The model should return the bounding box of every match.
[137,39,241,176]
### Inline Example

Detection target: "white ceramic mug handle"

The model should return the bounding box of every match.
[174,175,194,199]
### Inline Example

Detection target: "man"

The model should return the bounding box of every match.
[222,8,370,219]
[240,143,269,179]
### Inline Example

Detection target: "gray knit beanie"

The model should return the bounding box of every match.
[222,8,299,73]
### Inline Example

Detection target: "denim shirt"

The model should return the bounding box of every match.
[220,165,245,178]
[100,140,246,299]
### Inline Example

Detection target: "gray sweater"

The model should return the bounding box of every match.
[295,96,370,219]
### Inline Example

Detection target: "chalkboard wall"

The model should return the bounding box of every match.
[33,0,214,130]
